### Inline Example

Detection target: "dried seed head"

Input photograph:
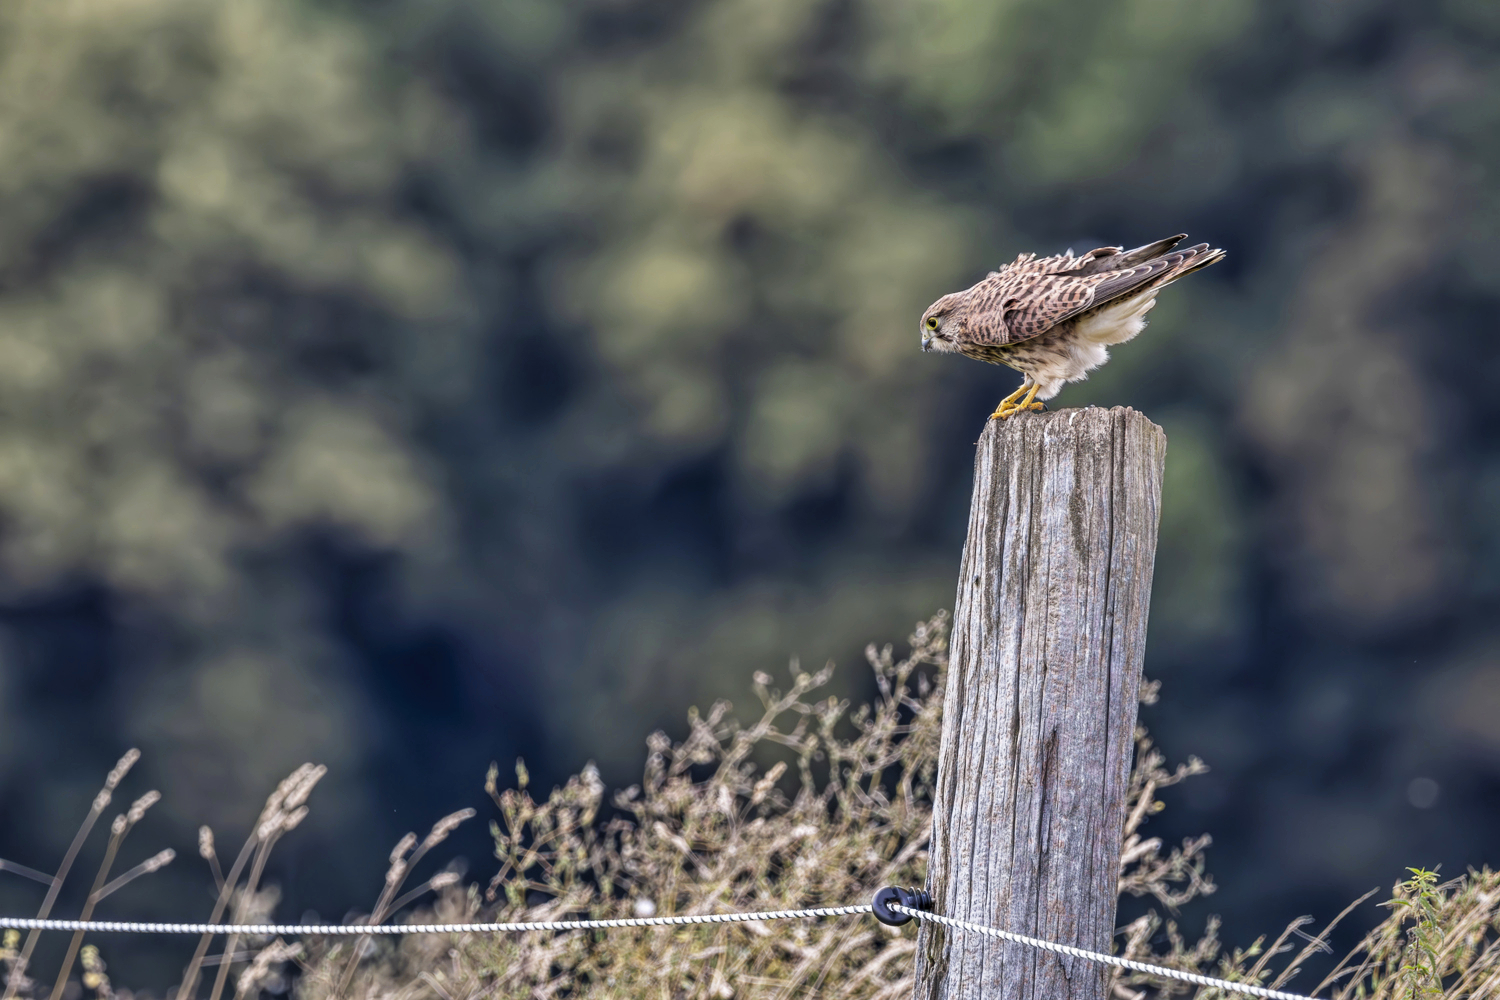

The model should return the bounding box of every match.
[258,794,287,828]
[390,833,417,864]
[386,860,407,886]
[105,749,141,791]
[258,763,323,827]
[80,943,109,992]
[110,815,127,837]
[281,805,309,833]
[198,826,216,860]
[143,848,176,873]
[281,764,327,812]
[92,790,113,813]
[428,871,461,890]
[235,938,302,999]
[751,761,787,805]
[257,815,282,842]
[422,809,476,848]
[127,790,161,824]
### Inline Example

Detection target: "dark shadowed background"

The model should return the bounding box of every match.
[1,0,1498,989]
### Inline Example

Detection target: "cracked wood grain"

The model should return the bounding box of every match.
[913,406,1167,1000]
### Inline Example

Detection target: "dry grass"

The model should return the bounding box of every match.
[3,612,1498,1000]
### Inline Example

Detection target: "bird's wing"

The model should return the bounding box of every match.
[992,269,1104,342]
[981,240,1222,344]
[1053,234,1187,276]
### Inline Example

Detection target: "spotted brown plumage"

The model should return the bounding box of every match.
[920,234,1226,419]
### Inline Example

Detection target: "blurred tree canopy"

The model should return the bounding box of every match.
[1,0,1499,987]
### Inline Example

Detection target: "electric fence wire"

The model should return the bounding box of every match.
[0,899,1322,1000]
[891,903,1319,1000]
[0,905,870,937]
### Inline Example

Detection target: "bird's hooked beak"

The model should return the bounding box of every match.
[921,331,932,352]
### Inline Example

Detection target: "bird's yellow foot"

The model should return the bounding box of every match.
[992,401,1045,420]
[988,382,1030,420]
[989,383,1043,420]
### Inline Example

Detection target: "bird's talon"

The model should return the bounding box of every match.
[990,382,1042,419]
[990,401,1043,420]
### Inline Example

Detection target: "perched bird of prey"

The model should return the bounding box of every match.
[919,234,1225,419]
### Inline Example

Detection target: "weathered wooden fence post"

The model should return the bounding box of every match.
[914,406,1167,1000]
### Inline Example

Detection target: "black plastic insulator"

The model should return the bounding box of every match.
[871,885,933,926]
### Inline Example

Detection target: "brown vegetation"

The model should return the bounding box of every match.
[3,614,1498,999]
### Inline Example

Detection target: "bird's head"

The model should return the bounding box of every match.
[919,294,964,353]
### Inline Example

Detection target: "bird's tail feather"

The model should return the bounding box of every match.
[1089,243,1223,305]
[1119,234,1189,266]
[1156,246,1226,286]
[1055,234,1190,276]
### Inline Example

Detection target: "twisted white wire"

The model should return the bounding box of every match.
[0,904,871,937]
[892,904,1319,1000]
[0,901,1327,1000]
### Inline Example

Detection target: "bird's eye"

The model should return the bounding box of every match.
[925,316,939,331]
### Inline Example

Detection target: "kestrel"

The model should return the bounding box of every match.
[920,234,1225,419]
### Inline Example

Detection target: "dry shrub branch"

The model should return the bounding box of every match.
[3,613,1498,999]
